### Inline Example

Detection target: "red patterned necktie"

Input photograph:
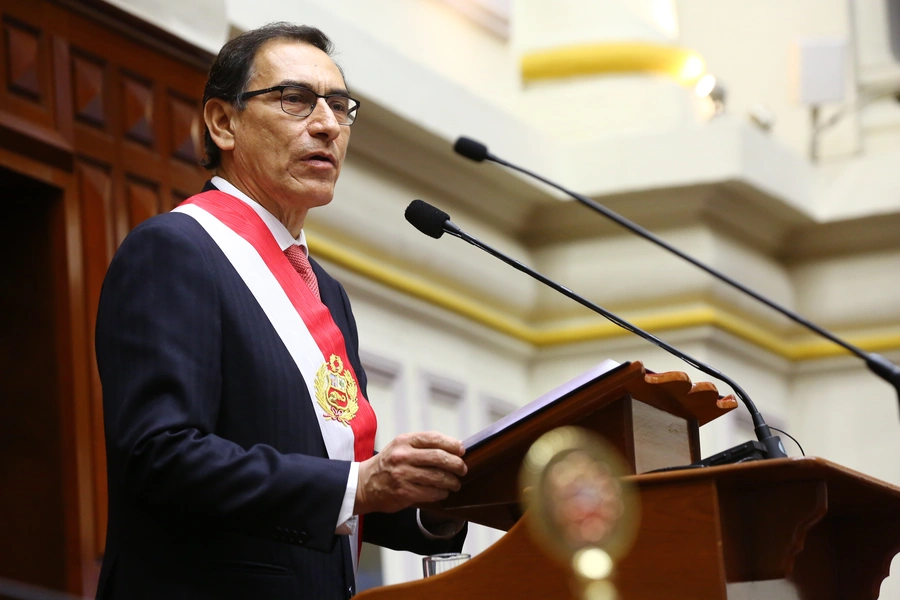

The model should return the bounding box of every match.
[284,244,320,300]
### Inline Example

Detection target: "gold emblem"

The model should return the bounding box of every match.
[315,354,359,426]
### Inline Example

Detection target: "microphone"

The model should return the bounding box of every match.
[453,136,900,417]
[404,200,461,239]
[405,199,788,462]
[453,137,489,162]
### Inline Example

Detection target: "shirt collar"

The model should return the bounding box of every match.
[210,176,308,255]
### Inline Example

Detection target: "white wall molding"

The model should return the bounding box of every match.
[106,0,228,53]
[358,350,407,440]
[418,369,468,439]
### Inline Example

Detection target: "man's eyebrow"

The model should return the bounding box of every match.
[277,80,351,97]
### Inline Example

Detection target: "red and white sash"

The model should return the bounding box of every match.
[174,190,376,572]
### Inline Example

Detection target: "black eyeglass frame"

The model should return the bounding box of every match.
[237,85,361,125]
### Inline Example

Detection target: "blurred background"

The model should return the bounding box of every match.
[0,0,898,597]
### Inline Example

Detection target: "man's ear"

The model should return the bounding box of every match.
[204,98,237,154]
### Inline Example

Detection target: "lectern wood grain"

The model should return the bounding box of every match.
[422,362,733,532]
[365,458,900,598]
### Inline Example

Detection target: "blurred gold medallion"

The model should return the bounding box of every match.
[520,427,639,599]
[315,354,359,426]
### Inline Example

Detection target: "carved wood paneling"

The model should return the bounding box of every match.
[169,161,205,199]
[76,159,115,557]
[121,73,153,146]
[169,91,200,164]
[71,50,105,127]
[0,0,212,594]
[0,10,60,143]
[78,161,115,262]
[125,176,160,230]
[4,17,41,100]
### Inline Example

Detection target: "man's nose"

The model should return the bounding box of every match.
[306,100,342,139]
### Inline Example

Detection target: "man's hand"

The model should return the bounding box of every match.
[354,432,467,515]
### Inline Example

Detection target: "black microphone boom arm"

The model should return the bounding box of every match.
[453,136,900,418]
[405,199,787,461]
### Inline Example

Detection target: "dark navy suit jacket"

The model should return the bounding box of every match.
[95,191,464,599]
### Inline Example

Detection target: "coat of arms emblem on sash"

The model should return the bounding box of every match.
[315,354,359,426]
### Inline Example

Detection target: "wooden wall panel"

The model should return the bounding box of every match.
[0,13,72,170]
[126,175,161,229]
[121,72,153,147]
[170,90,201,165]
[76,160,115,558]
[71,44,115,164]
[71,50,105,128]
[5,17,41,99]
[2,14,54,125]
[0,0,211,594]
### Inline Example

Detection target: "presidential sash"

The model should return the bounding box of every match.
[174,190,376,572]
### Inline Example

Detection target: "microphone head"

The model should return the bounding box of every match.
[405,199,451,239]
[454,137,489,162]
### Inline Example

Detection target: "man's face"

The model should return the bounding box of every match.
[230,40,351,213]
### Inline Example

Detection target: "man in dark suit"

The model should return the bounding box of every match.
[95,23,467,599]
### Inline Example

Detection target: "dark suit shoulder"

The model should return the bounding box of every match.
[122,211,211,247]
[109,212,223,274]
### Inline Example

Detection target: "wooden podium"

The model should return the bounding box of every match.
[356,362,900,600]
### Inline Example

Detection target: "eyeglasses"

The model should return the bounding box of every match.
[238,85,361,125]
